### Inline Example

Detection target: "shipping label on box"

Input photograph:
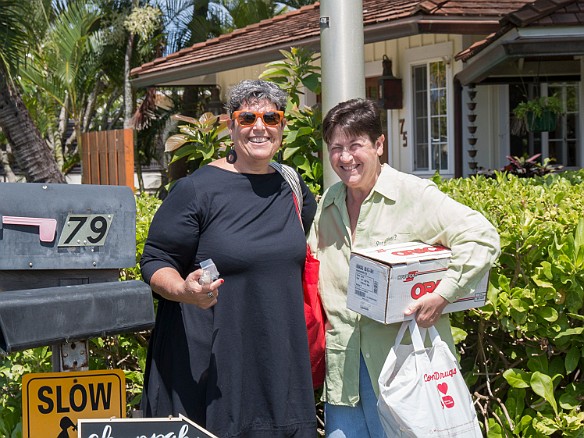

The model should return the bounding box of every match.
[347,242,488,324]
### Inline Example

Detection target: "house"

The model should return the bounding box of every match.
[130,0,584,179]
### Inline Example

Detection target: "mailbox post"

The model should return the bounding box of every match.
[0,183,155,370]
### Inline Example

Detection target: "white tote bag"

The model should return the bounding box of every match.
[377,320,482,437]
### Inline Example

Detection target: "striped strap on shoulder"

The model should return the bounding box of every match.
[270,162,304,230]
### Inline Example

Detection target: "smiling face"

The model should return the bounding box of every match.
[228,99,285,172]
[328,127,384,196]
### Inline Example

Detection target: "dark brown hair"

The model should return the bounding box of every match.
[322,98,383,145]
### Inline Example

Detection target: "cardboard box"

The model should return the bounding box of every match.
[347,242,489,324]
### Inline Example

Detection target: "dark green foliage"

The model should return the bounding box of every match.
[434,170,584,437]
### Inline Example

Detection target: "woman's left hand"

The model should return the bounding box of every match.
[403,293,449,328]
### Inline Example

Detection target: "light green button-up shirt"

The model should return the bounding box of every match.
[307,165,500,406]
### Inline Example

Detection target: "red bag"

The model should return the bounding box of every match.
[270,162,326,389]
[302,245,326,389]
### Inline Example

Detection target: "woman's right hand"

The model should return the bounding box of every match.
[149,267,224,308]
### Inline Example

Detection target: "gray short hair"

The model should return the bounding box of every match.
[226,80,288,115]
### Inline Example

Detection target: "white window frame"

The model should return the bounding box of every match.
[404,42,454,176]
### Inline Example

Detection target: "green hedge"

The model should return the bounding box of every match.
[435,170,584,437]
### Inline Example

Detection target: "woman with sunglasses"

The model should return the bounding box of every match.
[140,80,318,437]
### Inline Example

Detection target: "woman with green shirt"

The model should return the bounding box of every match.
[307,98,500,437]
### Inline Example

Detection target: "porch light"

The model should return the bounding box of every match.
[378,55,403,110]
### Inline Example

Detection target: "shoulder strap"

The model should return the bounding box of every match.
[270,162,303,212]
[270,162,304,231]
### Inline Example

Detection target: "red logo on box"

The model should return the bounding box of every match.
[391,245,447,257]
[411,280,441,299]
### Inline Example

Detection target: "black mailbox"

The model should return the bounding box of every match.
[0,183,155,356]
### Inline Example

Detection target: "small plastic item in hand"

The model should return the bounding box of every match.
[198,259,220,285]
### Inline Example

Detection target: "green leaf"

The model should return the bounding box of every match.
[566,313,584,322]
[533,414,560,434]
[555,327,584,339]
[574,217,584,269]
[170,143,196,160]
[540,261,553,280]
[503,369,531,388]
[527,354,549,374]
[530,372,558,415]
[301,72,320,93]
[283,146,300,160]
[575,217,584,253]
[450,326,468,344]
[295,126,314,138]
[285,130,299,143]
[536,306,558,322]
[516,414,534,434]
[486,419,503,438]
[292,155,311,172]
[506,388,526,420]
[559,383,584,410]
[564,347,580,374]
[260,67,291,78]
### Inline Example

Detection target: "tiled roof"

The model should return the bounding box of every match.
[131,0,535,85]
[503,0,584,26]
[456,0,584,61]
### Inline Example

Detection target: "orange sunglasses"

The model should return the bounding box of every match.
[232,111,284,126]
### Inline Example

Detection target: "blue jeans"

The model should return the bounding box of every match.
[325,354,386,438]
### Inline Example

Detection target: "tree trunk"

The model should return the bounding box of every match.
[123,32,135,129]
[54,97,69,171]
[0,69,66,183]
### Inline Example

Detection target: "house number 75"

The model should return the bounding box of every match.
[399,119,408,148]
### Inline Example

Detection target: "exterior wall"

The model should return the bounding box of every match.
[216,63,266,99]
[215,62,318,108]
[364,35,464,178]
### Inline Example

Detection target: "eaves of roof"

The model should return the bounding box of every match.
[455,0,584,85]
[456,0,584,62]
[131,0,533,88]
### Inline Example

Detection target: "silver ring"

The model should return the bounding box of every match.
[207,291,215,299]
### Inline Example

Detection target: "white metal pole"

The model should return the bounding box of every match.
[320,0,365,189]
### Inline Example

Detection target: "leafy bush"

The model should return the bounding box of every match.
[0,348,51,437]
[121,192,163,282]
[164,112,231,177]
[434,170,584,437]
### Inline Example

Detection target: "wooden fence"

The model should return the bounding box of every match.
[80,129,134,190]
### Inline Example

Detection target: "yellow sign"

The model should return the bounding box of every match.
[22,369,125,438]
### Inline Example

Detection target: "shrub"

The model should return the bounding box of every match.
[434,170,584,437]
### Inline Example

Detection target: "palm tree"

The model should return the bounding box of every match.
[0,0,66,182]
[21,1,105,168]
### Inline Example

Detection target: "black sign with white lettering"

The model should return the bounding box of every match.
[77,415,219,438]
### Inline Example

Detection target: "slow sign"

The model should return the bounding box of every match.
[78,415,219,438]
[22,369,125,438]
